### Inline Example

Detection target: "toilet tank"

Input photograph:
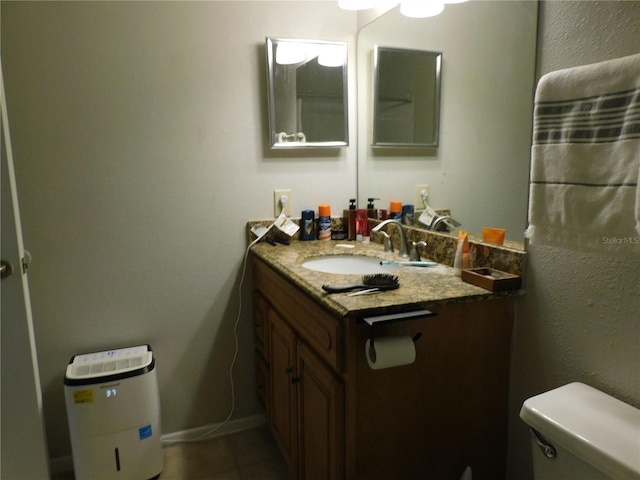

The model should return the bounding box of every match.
[520,382,640,480]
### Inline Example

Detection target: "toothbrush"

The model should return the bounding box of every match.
[380,260,437,267]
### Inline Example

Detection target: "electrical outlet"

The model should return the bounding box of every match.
[415,184,430,207]
[274,189,292,216]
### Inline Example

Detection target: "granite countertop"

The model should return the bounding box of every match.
[251,239,522,318]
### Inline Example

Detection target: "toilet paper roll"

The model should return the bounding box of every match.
[365,335,416,370]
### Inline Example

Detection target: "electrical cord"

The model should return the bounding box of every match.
[162,226,270,445]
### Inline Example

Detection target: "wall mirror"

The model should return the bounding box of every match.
[357,1,538,247]
[265,37,348,149]
[373,46,442,148]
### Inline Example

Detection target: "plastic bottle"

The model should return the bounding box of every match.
[389,201,402,220]
[356,209,369,242]
[402,204,414,225]
[344,199,357,241]
[453,238,464,277]
[454,230,470,276]
[367,198,379,219]
[318,204,332,241]
[300,209,315,240]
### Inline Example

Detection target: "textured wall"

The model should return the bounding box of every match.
[506,2,640,479]
[535,0,640,74]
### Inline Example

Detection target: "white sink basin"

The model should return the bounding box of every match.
[301,255,389,275]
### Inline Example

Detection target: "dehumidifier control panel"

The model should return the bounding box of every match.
[64,345,154,384]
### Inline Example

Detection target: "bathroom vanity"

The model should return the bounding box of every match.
[251,239,522,480]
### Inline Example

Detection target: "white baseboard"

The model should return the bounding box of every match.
[49,414,267,476]
[161,414,266,444]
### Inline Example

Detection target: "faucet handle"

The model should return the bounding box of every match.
[409,241,427,261]
[380,231,394,253]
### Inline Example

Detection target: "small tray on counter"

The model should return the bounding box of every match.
[461,267,521,291]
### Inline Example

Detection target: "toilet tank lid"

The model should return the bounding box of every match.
[520,382,640,479]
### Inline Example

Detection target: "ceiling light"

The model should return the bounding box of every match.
[338,0,377,10]
[400,0,444,18]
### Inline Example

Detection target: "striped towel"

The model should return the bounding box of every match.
[525,53,640,253]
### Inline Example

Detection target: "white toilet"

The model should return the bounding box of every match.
[520,382,640,480]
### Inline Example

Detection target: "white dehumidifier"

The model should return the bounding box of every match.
[64,345,163,480]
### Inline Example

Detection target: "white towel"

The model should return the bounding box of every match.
[525,53,640,253]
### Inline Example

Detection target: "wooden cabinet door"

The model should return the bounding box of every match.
[269,308,298,474]
[253,291,269,358]
[297,341,345,480]
[255,350,270,417]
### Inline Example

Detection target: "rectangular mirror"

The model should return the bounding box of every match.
[373,45,442,148]
[266,37,349,149]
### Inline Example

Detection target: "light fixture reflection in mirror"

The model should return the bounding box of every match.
[318,44,347,67]
[337,0,468,17]
[275,42,307,65]
[373,46,442,147]
[266,37,349,149]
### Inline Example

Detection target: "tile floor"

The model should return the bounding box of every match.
[53,424,292,480]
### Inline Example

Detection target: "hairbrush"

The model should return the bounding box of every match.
[322,273,399,293]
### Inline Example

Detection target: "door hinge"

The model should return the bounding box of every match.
[21,250,32,274]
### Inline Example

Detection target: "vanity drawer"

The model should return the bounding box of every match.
[253,258,344,373]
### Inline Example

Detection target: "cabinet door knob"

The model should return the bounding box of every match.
[285,367,293,374]
[291,376,301,384]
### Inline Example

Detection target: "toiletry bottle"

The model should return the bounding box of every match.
[367,198,379,219]
[402,204,414,225]
[318,204,331,241]
[454,230,470,275]
[460,230,470,269]
[356,209,370,242]
[300,209,315,240]
[390,201,402,220]
[453,238,464,276]
[344,198,357,241]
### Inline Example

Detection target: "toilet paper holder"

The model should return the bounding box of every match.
[363,309,435,361]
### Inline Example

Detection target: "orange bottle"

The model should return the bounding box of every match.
[318,204,332,241]
[390,200,402,220]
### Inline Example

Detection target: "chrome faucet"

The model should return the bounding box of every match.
[430,215,461,232]
[371,219,409,258]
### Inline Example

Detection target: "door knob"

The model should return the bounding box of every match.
[1,259,13,279]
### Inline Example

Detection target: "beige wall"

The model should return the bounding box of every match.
[1,1,357,459]
[507,2,640,479]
